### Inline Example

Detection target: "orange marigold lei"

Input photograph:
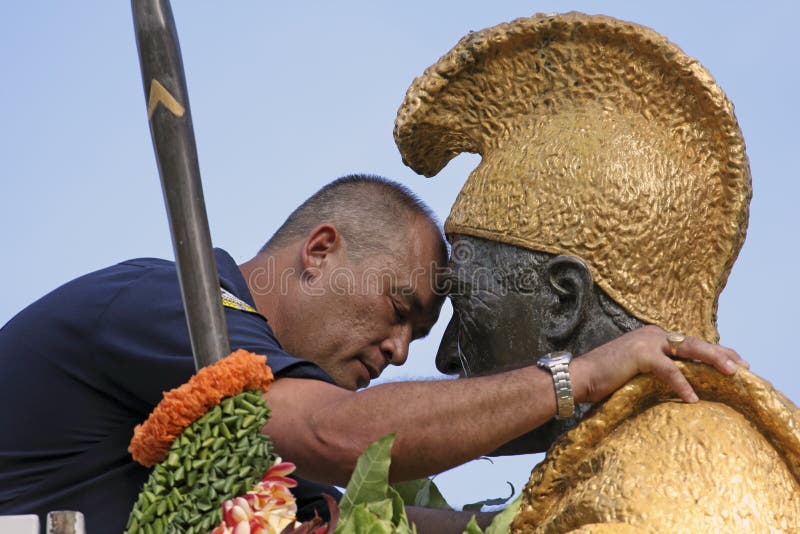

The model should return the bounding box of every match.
[129,349,274,467]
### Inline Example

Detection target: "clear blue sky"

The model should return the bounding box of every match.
[2,1,798,509]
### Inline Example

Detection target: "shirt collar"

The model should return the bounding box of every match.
[214,248,258,309]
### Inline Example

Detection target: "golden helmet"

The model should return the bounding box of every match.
[395,12,752,341]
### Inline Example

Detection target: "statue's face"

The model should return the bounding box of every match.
[438,235,599,448]
[437,234,552,376]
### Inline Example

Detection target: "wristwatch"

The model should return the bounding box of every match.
[536,351,575,419]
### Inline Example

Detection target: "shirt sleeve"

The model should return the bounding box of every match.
[92,263,334,418]
[221,299,335,383]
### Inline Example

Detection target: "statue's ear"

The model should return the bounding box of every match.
[544,255,593,342]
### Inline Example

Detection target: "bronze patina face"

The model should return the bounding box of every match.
[438,234,638,379]
[438,235,550,377]
[438,233,639,451]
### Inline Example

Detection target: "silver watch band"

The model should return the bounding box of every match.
[537,351,575,419]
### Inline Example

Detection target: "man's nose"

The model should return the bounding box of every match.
[436,315,462,375]
[380,324,412,367]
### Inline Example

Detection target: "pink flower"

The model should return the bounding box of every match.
[212,460,299,534]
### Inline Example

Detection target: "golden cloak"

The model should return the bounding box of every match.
[512,363,800,533]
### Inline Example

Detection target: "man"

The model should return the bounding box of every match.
[394,12,800,531]
[0,175,743,533]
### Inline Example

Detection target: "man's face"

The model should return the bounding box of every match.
[304,217,445,390]
[437,234,551,377]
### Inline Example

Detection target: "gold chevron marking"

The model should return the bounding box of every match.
[147,79,185,120]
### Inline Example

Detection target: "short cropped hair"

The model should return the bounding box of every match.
[261,174,447,263]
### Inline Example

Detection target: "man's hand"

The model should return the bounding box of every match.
[570,325,748,404]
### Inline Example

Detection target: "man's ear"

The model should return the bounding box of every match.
[300,224,340,275]
[543,255,593,342]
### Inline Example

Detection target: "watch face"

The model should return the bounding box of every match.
[540,351,572,366]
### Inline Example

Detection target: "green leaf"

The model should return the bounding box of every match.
[387,486,412,531]
[462,482,515,511]
[338,504,393,534]
[352,506,381,533]
[365,498,394,522]
[334,434,417,534]
[483,495,522,534]
[390,479,424,506]
[463,515,484,534]
[338,433,396,523]
[391,478,452,510]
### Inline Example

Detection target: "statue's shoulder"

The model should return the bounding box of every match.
[513,363,800,533]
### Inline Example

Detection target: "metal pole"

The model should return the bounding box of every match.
[131,0,230,369]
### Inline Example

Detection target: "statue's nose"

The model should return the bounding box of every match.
[436,315,463,375]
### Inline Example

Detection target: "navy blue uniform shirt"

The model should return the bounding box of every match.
[0,249,340,532]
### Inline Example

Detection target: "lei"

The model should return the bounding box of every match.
[125,350,308,534]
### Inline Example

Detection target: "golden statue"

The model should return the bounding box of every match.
[395,12,800,532]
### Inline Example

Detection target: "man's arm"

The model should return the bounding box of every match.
[265,362,555,486]
[263,325,745,486]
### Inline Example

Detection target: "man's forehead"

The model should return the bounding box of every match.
[402,214,447,261]
[394,274,443,307]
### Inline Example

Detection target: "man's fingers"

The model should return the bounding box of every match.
[578,326,746,406]
[722,345,749,368]
[671,335,748,374]
[651,356,699,403]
